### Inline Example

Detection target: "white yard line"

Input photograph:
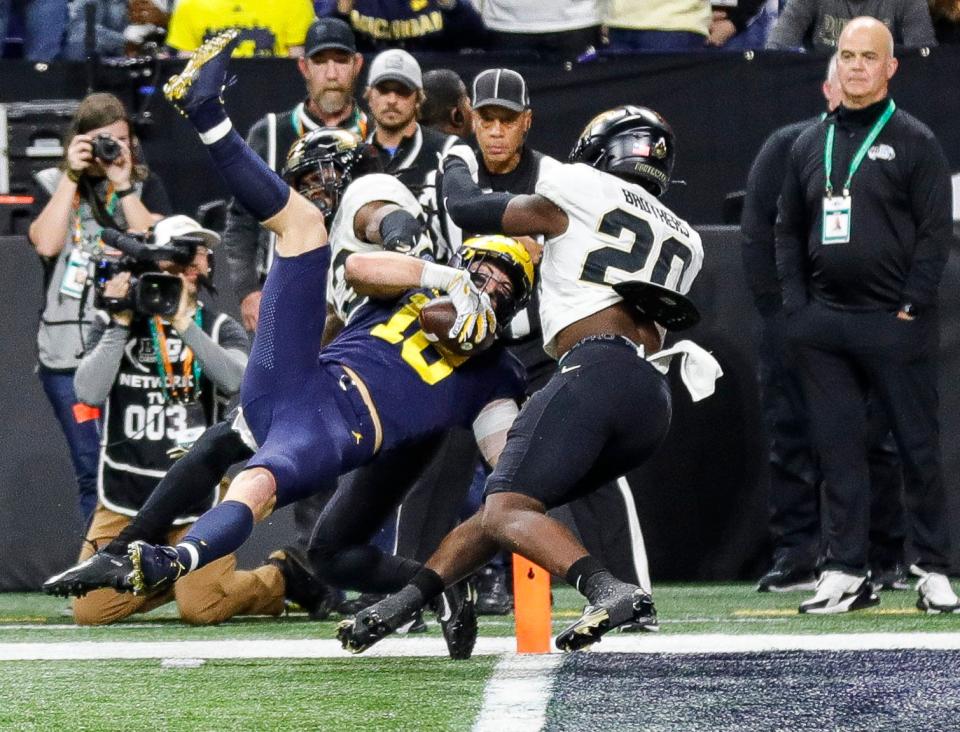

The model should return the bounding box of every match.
[3,633,960,660]
[473,654,562,732]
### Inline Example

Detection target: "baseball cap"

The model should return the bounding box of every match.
[153,215,220,249]
[367,49,422,91]
[305,17,357,57]
[471,68,530,113]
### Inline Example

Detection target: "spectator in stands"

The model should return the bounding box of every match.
[419,69,473,139]
[0,0,67,60]
[708,0,775,48]
[766,0,937,50]
[28,92,171,527]
[604,0,711,51]
[62,0,170,60]
[165,0,314,57]
[364,49,459,199]
[929,0,960,42]
[320,0,487,52]
[473,0,602,61]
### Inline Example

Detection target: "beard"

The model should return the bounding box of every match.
[315,87,351,116]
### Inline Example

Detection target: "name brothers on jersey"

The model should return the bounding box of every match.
[621,188,690,237]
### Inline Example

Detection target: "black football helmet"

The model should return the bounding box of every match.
[282,127,382,219]
[568,105,675,197]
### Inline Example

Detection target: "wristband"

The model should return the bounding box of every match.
[115,186,137,199]
[420,261,459,291]
[66,168,82,184]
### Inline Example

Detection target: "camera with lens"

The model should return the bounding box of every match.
[93,229,203,317]
[91,133,122,163]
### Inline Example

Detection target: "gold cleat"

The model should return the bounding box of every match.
[162,28,240,112]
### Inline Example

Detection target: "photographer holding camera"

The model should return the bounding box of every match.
[68,215,287,625]
[28,92,170,526]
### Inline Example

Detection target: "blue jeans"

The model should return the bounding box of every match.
[38,367,100,524]
[606,29,706,52]
[0,0,67,60]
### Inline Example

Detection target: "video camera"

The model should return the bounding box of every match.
[93,229,204,317]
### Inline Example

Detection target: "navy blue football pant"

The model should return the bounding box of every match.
[759,312,905,570]
[789,302,950,574]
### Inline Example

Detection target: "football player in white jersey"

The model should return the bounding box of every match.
[340,105,721,654]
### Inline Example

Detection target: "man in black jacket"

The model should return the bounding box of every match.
[777,17,958,615]
[363,49,459,204]
[743,55,906,594]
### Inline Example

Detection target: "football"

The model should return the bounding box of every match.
[418,296,496,356]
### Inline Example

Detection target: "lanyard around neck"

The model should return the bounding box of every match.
[824,99,896,196]
[148,306,204,404]
[73,184,119,250]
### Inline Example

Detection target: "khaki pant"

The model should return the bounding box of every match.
[73,503,285,625]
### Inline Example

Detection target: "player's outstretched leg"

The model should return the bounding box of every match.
[42,551,133,597]
[162,29,292,231]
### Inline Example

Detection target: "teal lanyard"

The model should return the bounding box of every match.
[824,99,896,197]
[148,306,204,404]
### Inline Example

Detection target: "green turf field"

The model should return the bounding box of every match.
[2,583,959,731]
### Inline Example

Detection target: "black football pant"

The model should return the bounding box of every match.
[791,303,950,574]
[759,312,905,571]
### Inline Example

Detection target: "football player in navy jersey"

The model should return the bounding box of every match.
[340,105,723,654]
[104,32,536,659]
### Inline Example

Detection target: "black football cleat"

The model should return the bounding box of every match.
[42,551,133,598]
[556,585,657,652]
[267,547,339,620]
[162,28,239,117]
[127,540,186,596]
[337,591,421,655]
[475,565,513,616]
[430,580,478,660]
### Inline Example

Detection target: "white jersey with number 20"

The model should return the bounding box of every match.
[535,158,703,358]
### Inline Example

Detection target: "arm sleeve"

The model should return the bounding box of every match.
[901,133,953,307]
[181,316,249,396]
[774,143,810,313]
[741,131,790,315]
[74,317,128,406]
[900,0,938,47]
[441,157,513,233]
[223,118,271,301]
[765,0,815,49]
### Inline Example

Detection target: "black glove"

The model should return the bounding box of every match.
[378,209,423,254]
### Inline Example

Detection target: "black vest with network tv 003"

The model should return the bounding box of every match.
[98,307,231,522]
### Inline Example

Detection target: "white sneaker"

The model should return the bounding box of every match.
[798,570,879,614]
[916,573,960,614]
